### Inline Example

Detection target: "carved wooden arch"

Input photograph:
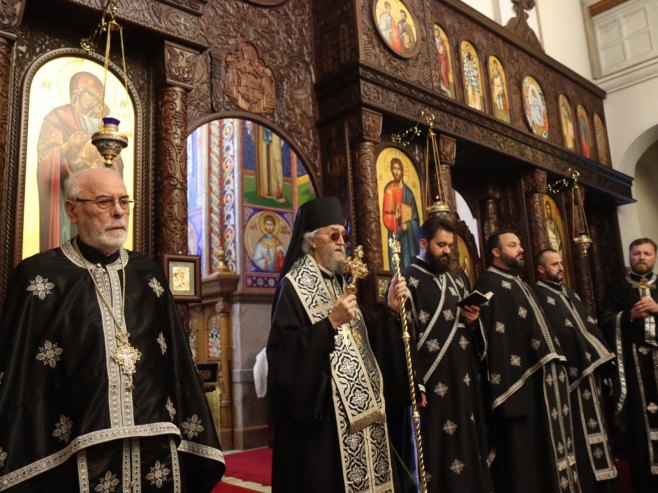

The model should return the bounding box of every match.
[188,111,320,193]
[11,47,146,266]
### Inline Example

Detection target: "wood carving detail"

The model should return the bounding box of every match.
[352,141,384,270]
[188,49,212,121]
[164,41,197,89]
[159,0,205,15]
[362,109,383,142]
[225,42,277,114]
[205,0,319,176]
[157,87,189,255]
[0,0,25,31]
[505,0,543,52]
[66,0,208,47]
[0,36,10,177]
[313,0,357,79]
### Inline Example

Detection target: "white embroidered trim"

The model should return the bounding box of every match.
[0,423,180,490]
[177,440,225,464]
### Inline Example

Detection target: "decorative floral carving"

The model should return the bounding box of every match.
[0,0,25,30]
[225,42,277,115]
[164,41,197,89]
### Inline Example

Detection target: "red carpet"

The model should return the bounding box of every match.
[214,483,262,493]
[212,447,272,493]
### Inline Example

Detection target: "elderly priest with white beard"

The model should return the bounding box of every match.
[0,168,225,492]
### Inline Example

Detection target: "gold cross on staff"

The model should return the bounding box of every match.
[341,245,369,295]
[632,276,656,294]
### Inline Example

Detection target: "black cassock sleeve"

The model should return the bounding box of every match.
[267,278,337,428]
[597,282,649,346]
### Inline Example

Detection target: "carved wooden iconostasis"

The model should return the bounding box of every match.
[312,0,632,313]
[0,0,636,452]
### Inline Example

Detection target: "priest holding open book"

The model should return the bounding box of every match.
[395,216,493,493]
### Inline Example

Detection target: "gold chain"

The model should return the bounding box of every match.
[73,239,141,390]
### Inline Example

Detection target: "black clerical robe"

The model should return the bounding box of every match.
[402,258,493,493]
[598,271,658,493]
[267,254,403,493]
[534,280,617,493]
[475,266,580,493]
[0,239,225,492]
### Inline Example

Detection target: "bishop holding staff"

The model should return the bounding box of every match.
[267,197,411,493]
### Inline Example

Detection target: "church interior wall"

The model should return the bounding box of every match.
[603,77,658,247]
[230,300,270,449]
[0,0,646,453]
[630,142,658,253]
[537,0,592,79]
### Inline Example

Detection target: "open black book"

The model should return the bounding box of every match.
[456,290,493,308]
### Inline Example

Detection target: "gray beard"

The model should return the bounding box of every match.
[320,250,345,275]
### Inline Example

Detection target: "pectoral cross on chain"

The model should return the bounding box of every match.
[113,330,142,391]
[339,245,369,346]
[632,276,656,297]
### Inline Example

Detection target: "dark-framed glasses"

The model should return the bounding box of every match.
[74,197,134,212]
[320,231,349,242]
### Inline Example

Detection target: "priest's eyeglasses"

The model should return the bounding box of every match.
[74,197,134,212]
[319,231,349,242]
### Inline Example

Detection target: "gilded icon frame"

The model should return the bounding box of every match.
[373,0,421,58]
[162,254,201,302]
